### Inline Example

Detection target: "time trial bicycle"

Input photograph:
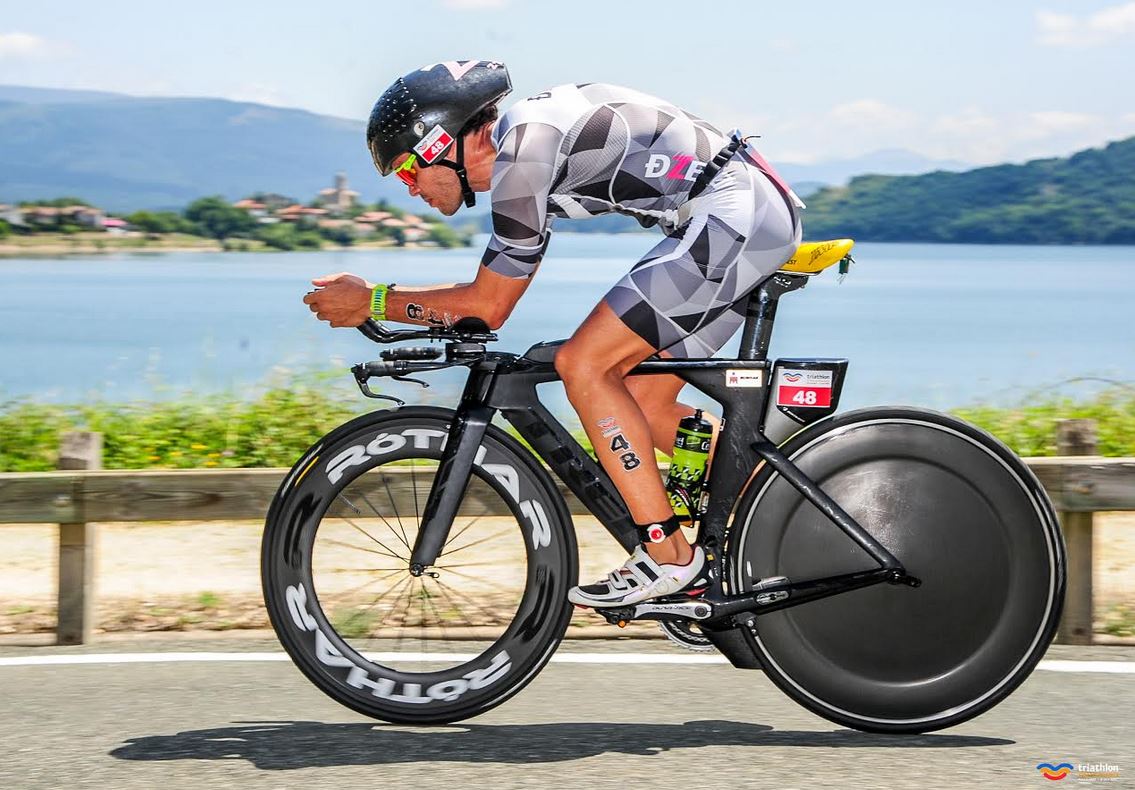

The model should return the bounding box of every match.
[262,238,1066,732]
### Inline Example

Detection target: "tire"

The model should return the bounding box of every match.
[727,406,1066,733]
[262,406,578,724]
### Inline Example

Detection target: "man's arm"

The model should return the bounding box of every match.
[385,264,537,329]
[303,263,536,330]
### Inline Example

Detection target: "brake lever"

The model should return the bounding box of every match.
[356,380,405,404]
[391,375,430,388]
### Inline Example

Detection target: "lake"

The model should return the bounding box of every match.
[2,234,1133,423]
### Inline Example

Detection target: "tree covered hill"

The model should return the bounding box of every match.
[800,137,1135,244]
[0,87,410,212]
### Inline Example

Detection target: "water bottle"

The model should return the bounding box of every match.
[666,409,713,521]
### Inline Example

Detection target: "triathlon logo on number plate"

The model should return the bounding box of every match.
[776,369,833,408]
[414,125,454,164]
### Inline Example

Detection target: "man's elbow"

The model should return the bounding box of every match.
[483,307,511,331]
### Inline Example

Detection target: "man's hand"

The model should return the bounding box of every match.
[303,272,375,327]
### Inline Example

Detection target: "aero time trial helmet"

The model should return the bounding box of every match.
[366,60,512,177]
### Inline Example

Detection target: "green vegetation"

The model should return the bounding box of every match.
[803,136,1135,244]
[254,222,324,251]
[0,219,9,239]
[2,380,1133,472]
[184,196,259,240]
[954,387,1135,457]
[1101,604,1135,637]
[124,210,197,235]
[0,377,360,472]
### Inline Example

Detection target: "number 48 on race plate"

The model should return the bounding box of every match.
[776,369,833,408]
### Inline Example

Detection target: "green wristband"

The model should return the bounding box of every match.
[370,284,389,321]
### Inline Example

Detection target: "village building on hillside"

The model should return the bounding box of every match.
[318,173,359,215]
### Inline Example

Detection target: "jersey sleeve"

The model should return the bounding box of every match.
[479,121,562,279]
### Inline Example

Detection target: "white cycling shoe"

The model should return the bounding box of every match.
[568,544,709,608]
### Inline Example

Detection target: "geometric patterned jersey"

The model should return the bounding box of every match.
[481,82,735,278]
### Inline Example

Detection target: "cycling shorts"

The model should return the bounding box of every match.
[604,152,802,358]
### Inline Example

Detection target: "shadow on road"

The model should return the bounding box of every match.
[110,720,1013,769]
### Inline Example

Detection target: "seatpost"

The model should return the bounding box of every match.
[738,274,807,361]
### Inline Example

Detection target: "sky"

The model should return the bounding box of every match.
[1,0,1134,166]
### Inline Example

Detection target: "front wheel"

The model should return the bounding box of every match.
[262,407,578,724]
[728,406,1066,733]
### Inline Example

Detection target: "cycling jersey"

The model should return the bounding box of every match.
[485,82,801,357]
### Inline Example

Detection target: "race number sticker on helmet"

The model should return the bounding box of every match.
[414,125,454,164]
[776,369,833,408]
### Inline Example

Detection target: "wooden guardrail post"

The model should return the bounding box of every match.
[56,432,101,645]
[1056,419,1097,645]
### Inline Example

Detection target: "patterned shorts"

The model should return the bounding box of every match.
[604,155,802,358]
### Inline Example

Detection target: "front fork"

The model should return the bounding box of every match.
[408,376,495,573]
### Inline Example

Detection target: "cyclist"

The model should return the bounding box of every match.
[304,60,802,608]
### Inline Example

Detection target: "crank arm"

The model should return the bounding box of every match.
[596,599,713,628]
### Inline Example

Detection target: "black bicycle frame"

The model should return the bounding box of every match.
[406,272,918,634]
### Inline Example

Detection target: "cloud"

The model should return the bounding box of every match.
[227,82,292,108]
[827,99,916,132]
[730,99,1132,167]
[1037,2,1135,47]
[441,0,509,8]
[0,31,51,59]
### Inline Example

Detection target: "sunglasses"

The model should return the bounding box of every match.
[394,154,419,187]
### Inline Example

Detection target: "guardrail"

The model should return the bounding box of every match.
[2,421,1132,645]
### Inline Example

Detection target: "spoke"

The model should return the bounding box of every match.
[321,537,405,562]
[380,473,409,546]
[441,511,488,551]
[410,458,421,525]
[439,565,526,601]
[442,528,517,559]
[360,488,411,552]
[342,481,415,549]
[337,493,362,515]
[327,567,409,573]
[333,509,408,563]
[418,577,428,652]
[431,578,478,628]
[420,579,449,640]
[433,576,508,626]
[319,568,409,612]
[336,486,407,553]
[433,560,504,571]
[354,573,415,626]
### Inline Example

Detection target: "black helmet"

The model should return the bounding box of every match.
[367,60,511,206]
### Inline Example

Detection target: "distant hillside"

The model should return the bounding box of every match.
[0,86,409,212]
[778,149,970,187]
[801,137,1135,244]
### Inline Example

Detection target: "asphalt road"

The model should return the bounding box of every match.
[2,635,1132,789]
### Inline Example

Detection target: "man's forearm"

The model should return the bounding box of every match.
[384,282,486,328]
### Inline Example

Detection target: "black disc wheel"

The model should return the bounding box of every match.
[728,407,1065,733]
[262,407,577,724]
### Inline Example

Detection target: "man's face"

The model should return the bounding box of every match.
[392,150,464,216]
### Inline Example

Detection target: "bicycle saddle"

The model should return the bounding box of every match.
[779,239,855,275]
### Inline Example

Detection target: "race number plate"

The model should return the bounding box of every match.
[776,368,833,408]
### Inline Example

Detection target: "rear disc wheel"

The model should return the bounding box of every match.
[729,407,1065,733]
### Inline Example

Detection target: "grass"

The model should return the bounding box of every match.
[2,378,1134,473]
[196,591,222,609]
[1101,603,1135,638]
[332,607,381,639]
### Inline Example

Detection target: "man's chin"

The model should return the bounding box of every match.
[438,201,461,217]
